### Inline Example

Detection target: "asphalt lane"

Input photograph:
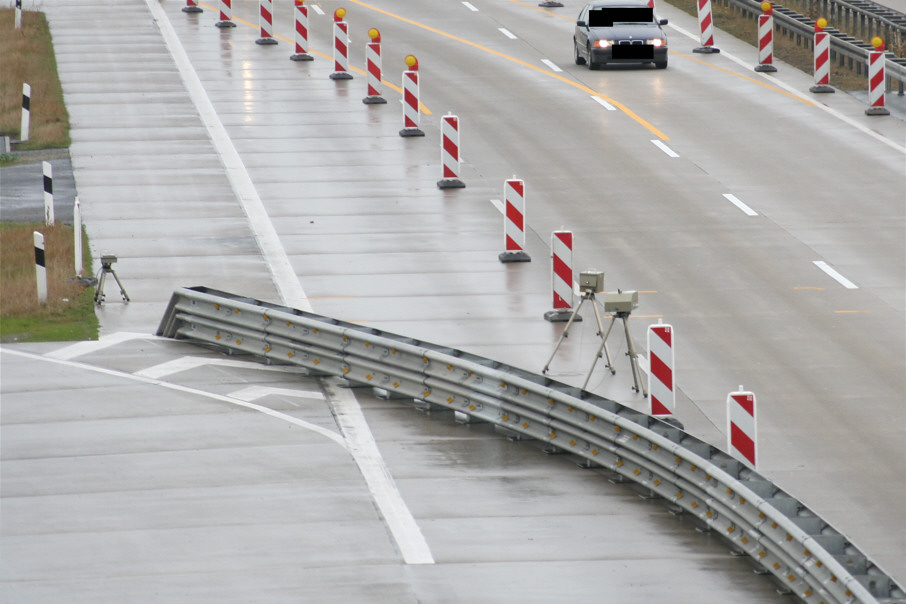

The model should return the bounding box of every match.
[1,0,903,599]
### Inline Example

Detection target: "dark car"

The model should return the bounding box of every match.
[574,0,668,69]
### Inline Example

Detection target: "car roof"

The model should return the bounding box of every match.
[587,0,650,8]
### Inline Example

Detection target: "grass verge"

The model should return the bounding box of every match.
[0,222,98,343]
[0,7,71,160]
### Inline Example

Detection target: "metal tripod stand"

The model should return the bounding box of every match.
[542,290,615,379]
[94,254,130,305]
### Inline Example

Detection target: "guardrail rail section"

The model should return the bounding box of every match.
[158,287,905,604]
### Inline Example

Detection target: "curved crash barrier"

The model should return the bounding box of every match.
[158,286,903,604]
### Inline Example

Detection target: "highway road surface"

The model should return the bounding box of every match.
[1,0,903,601]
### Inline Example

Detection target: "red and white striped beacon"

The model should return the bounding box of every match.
[437,114,465,189]
[647,320,674,416]
[182,0,203,14]
[363,28,387,104]
[810,18,834,93]
[866,37,890,116]
[291,0,313,61]
[693,0,719,53]
[256,0,278,45]
[727,386,757,468]
[215,0,237,28]
[499,177,531,263]
[330,8,353,80]
[399,55,424,137]
[544,230,576,322]
[755,2,777,72]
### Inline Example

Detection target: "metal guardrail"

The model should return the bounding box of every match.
[719,0,906,92]
[158,286,905,604]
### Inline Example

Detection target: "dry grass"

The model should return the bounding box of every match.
[665,0,869,90]
[0,223,88,316]
[0,7,70,149]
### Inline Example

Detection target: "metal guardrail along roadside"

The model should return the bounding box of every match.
[716,0,906,93]
[158,286,905,604]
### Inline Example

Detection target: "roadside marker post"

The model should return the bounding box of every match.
[755,3,777,72]
[291,0,314,61]
[810,19,834,93]
[20,83,30,143]
[256,0,278,45]
[544,230,577,322]
[43,161,54,226]
[400,55,424,137]
[182,0,203,14]
[647,321,675,416]
[74,198,83,277]
[437,114,465,189]
[34,231,47,305]
[499,178,531,263]
[866,37,890,116]
[15,0,22,29]
[215,0,237,28]
[693,0,719,53]
[363,29,387,104]
[330,9,353,80]
[727,386,757,468]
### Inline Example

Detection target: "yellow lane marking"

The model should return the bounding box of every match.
[793,286,825,290]
[835,310,870,314]
[347,0,669,140]
[671,52,815,107]
[198,3,431,114]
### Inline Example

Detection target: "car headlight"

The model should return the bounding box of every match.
[647,38,666,47]
[594,39,612,48]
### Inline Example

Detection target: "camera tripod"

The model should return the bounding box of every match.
[94,256,130,305]
[542,290,647,396]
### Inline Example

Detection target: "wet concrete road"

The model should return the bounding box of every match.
[1,0,904,600]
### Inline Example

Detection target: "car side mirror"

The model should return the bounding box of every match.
[577,20,587,27]
[659,18,668,25]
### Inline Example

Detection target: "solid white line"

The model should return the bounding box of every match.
[498,27,517,39]
[0,347,347,448]
[46,332,152,360]
[592,95,617,110]
[146,0,311,311]
[722,193,758,216]
[813,261,859,289]
[667,22,906,155]
[490,198,505,213]
[541,59,562,72]
[321,381,435,565]
[311,4,325,16]
[135,356,308,379]
[227,385,326,405]
[462,1,478,11]
[651,139,679,157]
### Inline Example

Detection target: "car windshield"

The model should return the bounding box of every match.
[588,7,654,26]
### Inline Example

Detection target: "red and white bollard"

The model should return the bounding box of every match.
[330,8,353,80]
[291,0,313,61]
[43,161,54,226]
[182,0,203,14]
[755,2,777,72]
[499,177,531,263]
[215,0,237,28]
[544,230,576,322]
[34,231,47,305]
[693,0,719,54]
[866,37,890,116]
[437,114,465,189]
[647,0,654,8]
[727,386,757,468]
[810,18,834,93]
[647,321,674,416]
[363,28,387,104]
[400,55,424,137]
[256,0,278,45]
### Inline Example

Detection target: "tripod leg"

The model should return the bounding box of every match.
[582,310,618,389]
[594,302,616,374]
[110,269,130,302]
[622,316,647,395]
[542,297,587,374]
[94,269,107,305]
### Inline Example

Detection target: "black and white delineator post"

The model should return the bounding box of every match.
[94,253,130,305]
[34,231,47,305]
[15,0,22,29]
[43,161,54,225]
[543,271,613,377]
[74,198,83,276]
[20,83,30,143]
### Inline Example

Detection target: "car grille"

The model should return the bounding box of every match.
[617,40,645,45]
